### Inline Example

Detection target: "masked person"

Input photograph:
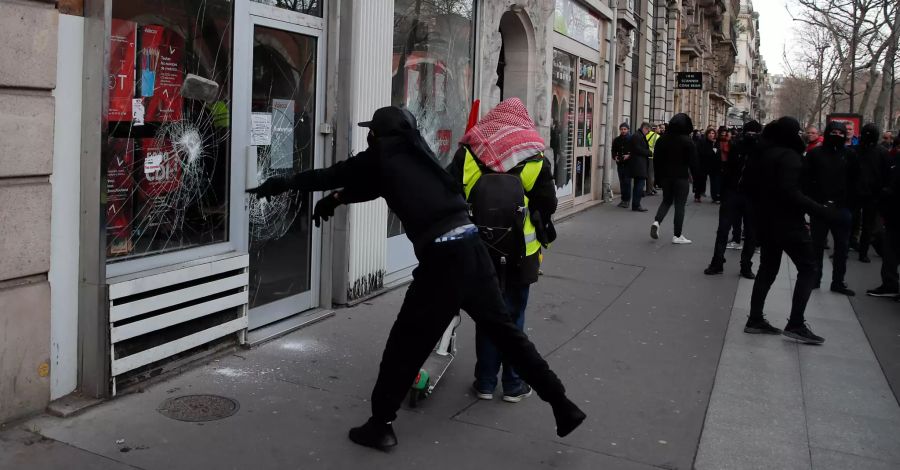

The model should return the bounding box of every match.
[704,121,762,278]
[853,124,891,263]
[247,106,585,450]
[447,98,557,404]
[803,120,859,296]
[741,117,838,344]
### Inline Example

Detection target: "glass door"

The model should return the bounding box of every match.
[574,86,596,203]
[236,10,324,330]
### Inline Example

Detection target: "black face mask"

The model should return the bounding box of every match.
[367,130,376,148]
[824,134,846,148]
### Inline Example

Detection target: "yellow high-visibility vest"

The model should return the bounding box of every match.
[462,149,543,257]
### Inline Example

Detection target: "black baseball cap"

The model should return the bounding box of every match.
[358,106,416,136]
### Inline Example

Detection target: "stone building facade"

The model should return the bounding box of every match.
[727,0,768,126]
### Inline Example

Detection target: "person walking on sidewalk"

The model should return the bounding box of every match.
[704,120,762,278]
[852,123,890,263]
[651,113,697,244]
[446,98,558,404]
[867,150,900,299]
[248,106,585,450]
[803,120,860,296]
[694,128,717,202]
[741,117,839,345]
[628,122,652,211]
[612,123,633,208]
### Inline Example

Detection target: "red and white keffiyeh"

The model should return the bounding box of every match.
[460,98,545,172]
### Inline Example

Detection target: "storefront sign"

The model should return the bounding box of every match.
[554,0,601,50]
[141,25,184,122]
[109,19,137,122]
[676,72,703,89]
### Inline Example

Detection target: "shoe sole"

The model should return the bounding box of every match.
[673,240,692,244]
[651,224,659,240]
[744,326,782,335]
[782,330,824,345]
[473,391,493,400]
[502,389,533,403]
[866,292,898,297]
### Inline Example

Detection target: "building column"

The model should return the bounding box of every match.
[0,0,58,424]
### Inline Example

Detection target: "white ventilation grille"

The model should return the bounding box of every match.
[107,253,249,394]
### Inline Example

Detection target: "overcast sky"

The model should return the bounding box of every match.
[756,0,794,76]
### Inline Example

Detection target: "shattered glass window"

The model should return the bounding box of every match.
[389,0,475,238]
[106,0,233,260]
[251,0,322,17]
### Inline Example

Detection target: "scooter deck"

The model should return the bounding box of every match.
[420,352,454,394]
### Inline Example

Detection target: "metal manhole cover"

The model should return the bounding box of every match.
[158,395,239,422]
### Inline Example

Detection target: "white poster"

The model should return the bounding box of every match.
[250,112,272,146]
[270,99,295,170]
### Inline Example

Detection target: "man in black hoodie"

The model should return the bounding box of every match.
[852,124,890,263]
[704,120,762,278]
[803,120,859,296]
[742,117,836,344]
[248,106,585,450]
[867,150,900,298]
[651,113,697,244]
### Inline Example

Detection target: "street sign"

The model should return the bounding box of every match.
[676,72,703,89]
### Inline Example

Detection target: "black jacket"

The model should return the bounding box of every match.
[856,124,891,201]
[628,130,651,179]
[653,113,697,182]
[881,156,900,228]
[291,135,470,258]
[611,134,631,164]
[695,138,718,175]
[447,146,557,286]
[802,139,859,209]
[722,134,760,192]
[744,117,829,241]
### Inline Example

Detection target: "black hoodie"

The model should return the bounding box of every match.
[744,117,829,240]
[802,120,859,208]
[653,113,697,182]
[855,123,890,200]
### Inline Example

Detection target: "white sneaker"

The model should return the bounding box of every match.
[650,221,660,240]
[672,235,692,244]
[726,241,742,250]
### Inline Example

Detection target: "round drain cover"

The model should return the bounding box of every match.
[158,395,239,422]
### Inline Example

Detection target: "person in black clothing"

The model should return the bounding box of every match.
[628,122,652,211]
[612,123,633,208]
[694,128,717,202]
[852,124,890,263]
[651,113,697,244]
[704,120,762,278]
[803,120,859,296]
[248,106,585,450]
[867,152,900,298]
[742,116,837,345]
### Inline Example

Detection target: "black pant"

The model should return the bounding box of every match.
[855,200,878,257]
[631,178,646,209]
[617,164,631,202]
[655,178,690,237]
[880,223,900,290]
[751,234,817,326]
[811,210,852,285]
[710,190,756,270]
[370,233,566,422]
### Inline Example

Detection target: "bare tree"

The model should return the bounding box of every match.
[872,2,899,128]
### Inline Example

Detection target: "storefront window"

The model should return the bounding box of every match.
[553,0,601,50]
[551,49,577,198]
[388,0,476,237]
[251,0,322,17]
[106,0,233,261]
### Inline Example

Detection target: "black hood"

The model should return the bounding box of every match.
[860,123,880,147]
[762,116,805,154]
[667,113,694,135]
[823,120,848,137]
[360,106,438,161]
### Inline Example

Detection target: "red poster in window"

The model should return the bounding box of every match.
[140,25,184,122]
[437,129,452,154]
[108,19,137,122]
[139,138,181,196]
[107,139,134,254]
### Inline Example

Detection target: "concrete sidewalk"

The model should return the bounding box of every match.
[2,200,898,470]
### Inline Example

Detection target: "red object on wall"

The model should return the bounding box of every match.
[108,19,137,122]
[437,129,452,154]
[141,25,184,122]
[140,138,181,196]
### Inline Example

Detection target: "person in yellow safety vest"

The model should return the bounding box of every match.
[447,98,558,404]
[644,122,660,196]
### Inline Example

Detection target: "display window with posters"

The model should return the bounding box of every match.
[551,49,577,198]
[387,0,476,238]
[105,0,233,263]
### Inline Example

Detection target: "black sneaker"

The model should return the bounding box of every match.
[744,317,782,335]
[783,323,825,345]
[704,264,724,275]
[867,286,900,297]
[348,418,398,451]
[617,201,630,208]
[552,398,586,437]
[632,206,649,212]
[831,283,856,296]
[502,384,533,403]
[740,269,756,280]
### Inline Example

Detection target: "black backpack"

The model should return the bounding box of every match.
[467,160,529,273]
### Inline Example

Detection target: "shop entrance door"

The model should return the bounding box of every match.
[234,4,325,330]
[574,86,596,203]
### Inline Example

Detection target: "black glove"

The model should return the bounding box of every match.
[246,177,290,199]
[312,192,342,227]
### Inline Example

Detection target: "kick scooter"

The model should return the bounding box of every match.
[408,314,462,407]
